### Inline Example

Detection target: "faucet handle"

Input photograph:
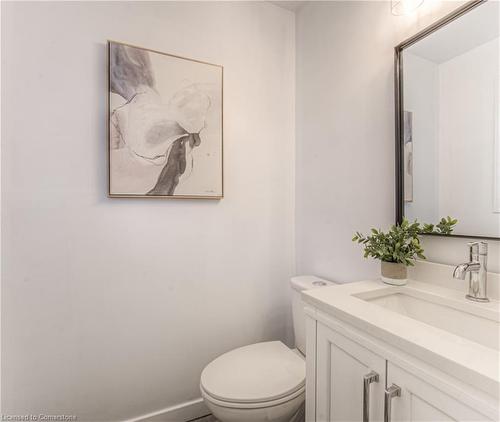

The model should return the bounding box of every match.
[468,242,479,260]
[467,241,487,261]
[478,241,488,255]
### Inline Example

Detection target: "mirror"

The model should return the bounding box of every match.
[395,0,499,239]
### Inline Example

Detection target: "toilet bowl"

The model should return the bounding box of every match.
[200,276,337,422]
[201,341,305,422]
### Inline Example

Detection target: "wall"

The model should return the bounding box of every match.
[295,1,395,282]
[295,0,500,281]
[1,2,295,421]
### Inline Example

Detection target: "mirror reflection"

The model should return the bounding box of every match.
[401,1,499,238]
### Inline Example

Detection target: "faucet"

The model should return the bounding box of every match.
[453,242,489,302]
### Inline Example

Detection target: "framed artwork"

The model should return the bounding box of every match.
[403,110,413,202]
[108,41,223,199]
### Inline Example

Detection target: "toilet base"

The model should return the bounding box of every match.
[202,391,304,422]
[289,403,305,422]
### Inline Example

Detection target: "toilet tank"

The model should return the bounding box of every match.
[290,276,338,355]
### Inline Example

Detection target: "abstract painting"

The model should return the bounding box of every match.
[108,41,223,198]
[403,110,413,202]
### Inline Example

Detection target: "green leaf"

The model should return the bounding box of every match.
[352,217,456,266]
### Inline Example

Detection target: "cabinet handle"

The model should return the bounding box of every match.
[363,371,379,422]
[384,384,401,422]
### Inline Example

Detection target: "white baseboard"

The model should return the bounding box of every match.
[123,398,210,422]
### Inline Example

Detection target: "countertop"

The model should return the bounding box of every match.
[302,278,500,399]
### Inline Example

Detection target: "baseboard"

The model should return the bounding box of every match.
[123,398,210,422]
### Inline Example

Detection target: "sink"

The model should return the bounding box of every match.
[357,289,500,351]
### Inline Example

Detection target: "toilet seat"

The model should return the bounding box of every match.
[200,341,305,408]
[200,383,305,409]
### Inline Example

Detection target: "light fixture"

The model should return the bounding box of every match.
[391,0,424,16]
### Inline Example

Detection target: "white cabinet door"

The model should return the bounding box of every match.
[386,362,494,422]
[316,322,386,422]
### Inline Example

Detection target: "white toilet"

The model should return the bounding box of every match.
[200,276,337,422]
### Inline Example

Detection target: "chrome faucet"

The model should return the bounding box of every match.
[453,242,489,302]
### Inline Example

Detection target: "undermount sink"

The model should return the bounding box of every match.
[357,289,500,351]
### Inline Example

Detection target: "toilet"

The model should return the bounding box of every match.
[200,276,337,422]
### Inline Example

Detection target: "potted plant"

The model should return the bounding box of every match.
[352,217,457,285]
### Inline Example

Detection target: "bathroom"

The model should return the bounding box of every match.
[1,0,498,421]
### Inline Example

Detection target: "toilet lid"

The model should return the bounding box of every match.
[200,341,305,404]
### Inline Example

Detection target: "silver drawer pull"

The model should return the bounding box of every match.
[363,371,379,422]
[384,384,401,422]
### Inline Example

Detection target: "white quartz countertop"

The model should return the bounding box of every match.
[302,278,500,398]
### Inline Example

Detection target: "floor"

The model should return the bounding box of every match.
[189,403,305,422]
[189,415,216,422]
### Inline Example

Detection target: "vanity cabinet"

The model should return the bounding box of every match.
[307,315,497,422]
[316,323,385,422]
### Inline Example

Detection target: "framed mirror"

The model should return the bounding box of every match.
[395,0,499,240]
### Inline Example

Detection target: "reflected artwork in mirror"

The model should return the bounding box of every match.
[395,0,500,239]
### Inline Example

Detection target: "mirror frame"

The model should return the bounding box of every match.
[394,0,499,241]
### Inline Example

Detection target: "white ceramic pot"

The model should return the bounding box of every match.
[380,261,408,286]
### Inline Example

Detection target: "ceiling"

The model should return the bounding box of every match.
[269,1,307,12]
[407,1,499,63]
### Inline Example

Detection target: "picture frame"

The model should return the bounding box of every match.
[107,41,224,199]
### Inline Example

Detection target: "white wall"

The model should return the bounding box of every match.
[1,2,295,421]
[403,52,439,224]
[295,0,500,281]
[295,1,395,282]
[438,37,499,237]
